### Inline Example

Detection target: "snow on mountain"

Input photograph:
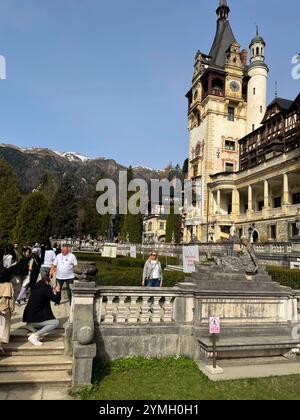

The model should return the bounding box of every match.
[53,151,90,163]
[133,165,160,172]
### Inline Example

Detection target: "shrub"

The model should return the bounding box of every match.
[266,266,300,289]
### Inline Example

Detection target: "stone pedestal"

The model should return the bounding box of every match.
[72,343,97,388]
[69,261,98,388]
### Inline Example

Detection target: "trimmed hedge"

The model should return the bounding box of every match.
[95,264,185,287]
[266,266,300,289]
[75,252,179,270]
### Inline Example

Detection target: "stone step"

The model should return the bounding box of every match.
[0,355,72,373]
[10,329,65,342]
[1,340,65,357]
[218,355,298,367]
[0,370,71,386]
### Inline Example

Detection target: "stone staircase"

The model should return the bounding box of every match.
[0,328,72,387]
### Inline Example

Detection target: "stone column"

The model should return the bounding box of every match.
[283,173,290,205]
[264,180,270,209]
[216,190,221,214]
[248,185,253,212]
[232,189,240,216]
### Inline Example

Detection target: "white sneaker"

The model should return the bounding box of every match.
[28,334,43,346]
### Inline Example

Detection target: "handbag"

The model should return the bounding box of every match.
[22,275,31,289]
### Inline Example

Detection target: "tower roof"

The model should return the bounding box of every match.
[209,1,237,68]
[250,26,266,47]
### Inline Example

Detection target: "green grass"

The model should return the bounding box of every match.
[76,356,300,400]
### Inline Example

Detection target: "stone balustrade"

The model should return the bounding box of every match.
[94,287,181,325]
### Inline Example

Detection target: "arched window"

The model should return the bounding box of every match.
[148,222,153,232]
[256,47,260,55]
[252,48,254,56]
[195,143,201,156]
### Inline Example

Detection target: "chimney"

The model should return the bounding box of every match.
[240,49,248,67]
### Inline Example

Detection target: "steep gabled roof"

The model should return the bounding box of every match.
[209,16,236,68]
[267,97,294,111]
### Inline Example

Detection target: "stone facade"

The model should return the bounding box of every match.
[183,2,300,244]
[184,1,268,243]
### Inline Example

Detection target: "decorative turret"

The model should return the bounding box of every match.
[216,0,230,21]
[246,27,269,133]
[249,26,266,63]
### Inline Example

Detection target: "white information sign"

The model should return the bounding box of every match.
[182,246,199,273]
[102,244,117,259]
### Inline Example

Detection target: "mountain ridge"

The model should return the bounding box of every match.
[0,144,182,196]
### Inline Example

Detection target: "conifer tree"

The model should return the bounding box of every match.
[166,205,181,244]
[51,175,78,238]
[13,192,51,245]
[120,166,143,244]
[0,159,22,247]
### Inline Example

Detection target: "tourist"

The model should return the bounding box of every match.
[40,241,56,282]
[15,247,32,306]
[0,263,15,354]
[23,278,61,347]
[50,244,78,304]
[2,245,17,269]
[142,251,163,288]
[13,243,21,262]
[27,248,42,291]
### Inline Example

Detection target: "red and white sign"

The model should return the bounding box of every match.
[209,317,221,334]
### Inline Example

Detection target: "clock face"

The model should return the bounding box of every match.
[230,81,240,92]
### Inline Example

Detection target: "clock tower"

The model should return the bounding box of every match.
[184,0,255,243]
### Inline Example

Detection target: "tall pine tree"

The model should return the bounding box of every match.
[13,192,52,245]
[120,166,143,243]
[0,159,22,247]
[166,205,181,244]
[51,175,78,238]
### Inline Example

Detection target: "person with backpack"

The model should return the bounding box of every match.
[0,264,15,353]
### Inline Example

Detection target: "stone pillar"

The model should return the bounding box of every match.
[283,173,290,205]
[70,262,98,388]
[248,185,253,212]
[232,189,240,216]
[264,180,270,209]
[216,190,221,214]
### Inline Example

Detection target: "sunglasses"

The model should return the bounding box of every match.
[151,254,157,257]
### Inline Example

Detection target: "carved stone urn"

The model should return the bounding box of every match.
[74,261,98,282]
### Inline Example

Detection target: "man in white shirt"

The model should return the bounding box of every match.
[50,244,78,304]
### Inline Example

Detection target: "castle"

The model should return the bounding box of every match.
[183,0,300,243]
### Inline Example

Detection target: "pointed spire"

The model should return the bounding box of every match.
[256,25,259,37]
[216,0,230,21]
[275,81,278,98]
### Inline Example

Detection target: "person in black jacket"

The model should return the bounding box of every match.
[23,277,61,346]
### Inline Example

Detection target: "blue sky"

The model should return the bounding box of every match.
[0,0,299,169]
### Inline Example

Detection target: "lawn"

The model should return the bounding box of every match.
[76,356,300,400]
